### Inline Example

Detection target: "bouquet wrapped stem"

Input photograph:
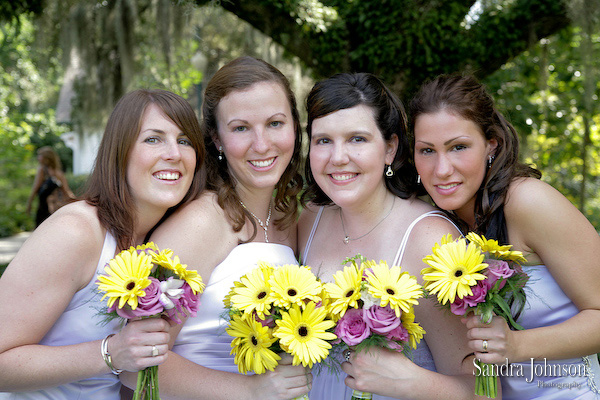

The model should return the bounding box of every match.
[474,359,497,399]
[134,365,159,400]
[351,390,373,400]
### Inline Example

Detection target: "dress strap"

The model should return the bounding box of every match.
[392,211,460,266]
[301,206,325,264]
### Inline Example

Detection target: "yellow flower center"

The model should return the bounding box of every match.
[251,335,258,346]
[287,288,298,297]
[345,289,355,298]
[257,291,267,300]
[386,288,396,295]
[125,280,136,291]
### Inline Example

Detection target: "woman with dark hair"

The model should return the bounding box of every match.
[27,146,75,226]
[411,74,600,399]
[130,56,309,399]
[0,89,205,398]
[299,73,480,399]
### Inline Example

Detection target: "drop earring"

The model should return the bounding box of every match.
[417,175,421,184]
[385,164,394,177]
[487,154,495,169]
[218,146,223,161]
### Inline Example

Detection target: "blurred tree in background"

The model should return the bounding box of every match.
[0,0,598,237]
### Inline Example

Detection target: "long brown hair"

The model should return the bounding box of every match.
[302,72,416,206]
[84,89,205,250]
[410,74,541,242]
[202,56,303,239]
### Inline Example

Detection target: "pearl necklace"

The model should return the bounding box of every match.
[239,200,272,243]
[340,197,395,244]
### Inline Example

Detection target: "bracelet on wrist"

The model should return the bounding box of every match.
[101,333,123,375]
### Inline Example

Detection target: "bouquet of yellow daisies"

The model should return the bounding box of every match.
[96,242,205,400]
[224,262,337,400]
[421,233,528,398]
[324,255,425,400]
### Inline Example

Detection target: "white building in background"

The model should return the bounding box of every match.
[56,48,101,176]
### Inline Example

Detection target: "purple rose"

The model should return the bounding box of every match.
[164,283,200,324]
[386,323,409,343]
[335,308,371,346]
[109,277,163,319]
[256,314,276,328]
[486,259,514,290]
[450,280,489,316]
[363,305,401,334]
[465,280,490,306]
[450,296,471,316]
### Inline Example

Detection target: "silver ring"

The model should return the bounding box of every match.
[482,340,488,352]
[151,345,159,357]
[344,349,351,362]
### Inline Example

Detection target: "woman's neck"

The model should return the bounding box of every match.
[338,189,396,238]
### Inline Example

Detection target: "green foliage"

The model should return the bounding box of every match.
[0,17,68,237]
[484,26,600,230]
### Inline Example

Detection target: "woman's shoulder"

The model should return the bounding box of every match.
[38,201,105,247]
[505,177,568,215]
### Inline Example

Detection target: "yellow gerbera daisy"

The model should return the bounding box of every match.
[273,302,336,367]
[324,264,363,319]
[151,250,205,294]
[421,237,488,304]
[130,242,159,253]
[401,309,426,349]
[226,314,280,374]
[231,263,274,319]
[466,232,527,263]
[365,260,423,317]
[97,249,153,309]
[269,264,322,309]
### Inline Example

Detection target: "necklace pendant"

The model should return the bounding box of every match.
[343,235,350,244]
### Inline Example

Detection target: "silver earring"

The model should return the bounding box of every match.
[487,155,495,169]
[218,146,223,161]
[417,175,421,184]
[385,164,393,177]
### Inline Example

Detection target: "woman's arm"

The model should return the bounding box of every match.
[26,166,44,213]
[465,178,600,364]
[0,205,170,391]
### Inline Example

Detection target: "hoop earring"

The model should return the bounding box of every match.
[218,146,224,161]
[417,175,421,184]
[385,164,394,177]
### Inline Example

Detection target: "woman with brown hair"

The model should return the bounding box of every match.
[299,72,480,400]
[411,74,600,399]
[0,89,205,399]
[26,146,75,226]
[128,56,310,399]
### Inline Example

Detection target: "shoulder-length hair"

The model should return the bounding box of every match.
[302,72,417,206]
[202,56,303,239]
[84,89,205,250]
[410,74,541,241]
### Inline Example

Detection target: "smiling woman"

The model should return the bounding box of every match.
[298,72,481,400]
[410,74,600,399]
[0,89,205,398]
[118,57,310,400]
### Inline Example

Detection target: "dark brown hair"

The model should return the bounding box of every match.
[37,146,62,171]
[302,72,417,206]
[410,74,541,241]
[84,89,205,250]
[202,56,303,239]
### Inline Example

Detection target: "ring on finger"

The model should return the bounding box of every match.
[344,349,351,362]
[151,344,159,357]
[482,340,488,352]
